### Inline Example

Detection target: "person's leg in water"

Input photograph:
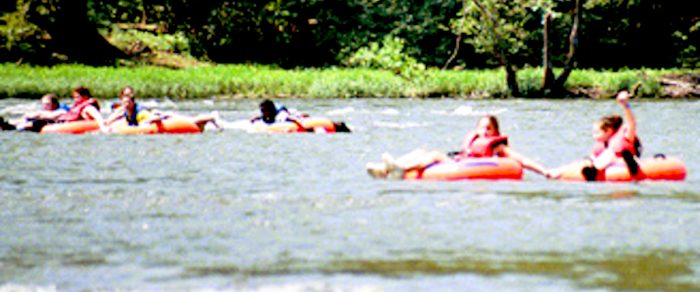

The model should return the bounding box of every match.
[18,119,52,132]
[383,149,451,179]
[0,117,16,131]
[191,111,224,131]
[368,149,452,179]
[366,161,388,178]
[367,150,432,179]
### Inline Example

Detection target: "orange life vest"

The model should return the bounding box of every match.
[57,98,100,122]
[463,131,509,157]
[591,125,641,158]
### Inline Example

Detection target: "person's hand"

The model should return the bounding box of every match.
[543,170,556,179]
[545,169,562,180]
[617,90,630,107]
[100,125,113,134]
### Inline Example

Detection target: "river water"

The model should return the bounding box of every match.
[0,98,698,291]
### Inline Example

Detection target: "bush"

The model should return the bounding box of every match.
[345,36,426,80]
[107,28,190,54]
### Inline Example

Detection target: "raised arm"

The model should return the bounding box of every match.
[617,91,636,141]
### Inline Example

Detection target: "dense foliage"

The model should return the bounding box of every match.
[1,0,697,69]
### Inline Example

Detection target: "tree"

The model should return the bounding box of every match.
[26,0,126,65]
[541,0,582,96]
[453,0,585,97]
[456,0,537,96]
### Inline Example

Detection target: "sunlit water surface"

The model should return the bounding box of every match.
[1,98,699,291]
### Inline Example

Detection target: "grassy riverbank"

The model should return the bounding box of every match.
[0,63,696,99]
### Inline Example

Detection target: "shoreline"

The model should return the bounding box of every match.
[1,64,697,99]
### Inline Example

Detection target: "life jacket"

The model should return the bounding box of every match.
[591,125,641,158]
[124,104,146,126]
[463,131,509,157]
[57,98,100,122]
[261,105,296,125]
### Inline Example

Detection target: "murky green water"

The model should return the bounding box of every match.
[1,98,699,290]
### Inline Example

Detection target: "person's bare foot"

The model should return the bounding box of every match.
[366,162,388,178]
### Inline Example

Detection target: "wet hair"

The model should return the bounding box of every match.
[72,86,91,98]
[480,115,500,135]
[598,115,623,132]
[260,99,275,111]
[42,93,59,108]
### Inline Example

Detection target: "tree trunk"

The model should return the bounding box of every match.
[552,0,582,91]
[542,12,555,94]
[41,0,127,65]
[443,0,469,70]
[472,0,520,97]
[505,63,520,97]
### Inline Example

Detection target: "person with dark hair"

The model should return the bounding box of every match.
[106,86,222,131]
[250,99,302,125]
[576,90,642,181]
[367,115,549,179]
[56,86,109,132]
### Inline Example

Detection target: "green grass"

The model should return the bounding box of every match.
[0,63,694,99]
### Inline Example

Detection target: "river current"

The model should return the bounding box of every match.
[1,98,698,290]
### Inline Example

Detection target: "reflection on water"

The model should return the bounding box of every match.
[325,251,699,290]
[0,98,699,290]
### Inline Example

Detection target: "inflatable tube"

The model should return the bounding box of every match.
[553,156,687,181]
[41,118,202,135]
[110,118,202,135]
[403,157,523,181]
[248,117,348,133]
[40,120,100,134]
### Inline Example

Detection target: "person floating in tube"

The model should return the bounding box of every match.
[0,93,69,132]
[366,115,550,179]
[56,86,110,132]
[106,86,223,131]
[250,99,304,125]
[554,90,642,181]
[4,86,109,133]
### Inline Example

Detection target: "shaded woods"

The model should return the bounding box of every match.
[0,0,697,98]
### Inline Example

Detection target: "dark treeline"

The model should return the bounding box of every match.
[0,0,697,70]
